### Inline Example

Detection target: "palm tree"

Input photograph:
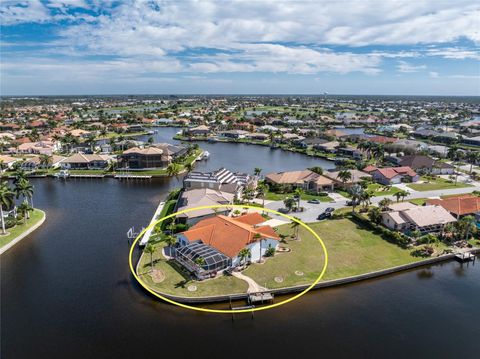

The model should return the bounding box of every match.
[238,248,251,266]
[378,197,393,211]
[14,179,34,211]
[254,167,262,177]
[17,201,33,223]
[162,233,177,247]
[360,190,372,209]
[290,217,301,240]
[0,182,14,235]
[194,257,206,269]
[256,183,268,209]
[466,151,480,174]
[283,197,296,212]
[252,233,263,262]
[349,184,363,213]
[338,170,352,188]
[13,168,27,185]
[39,154,53,170]
[166,163,181,177]
[143,243,156,272]
[293,187,304,208]
[372,144,385,165]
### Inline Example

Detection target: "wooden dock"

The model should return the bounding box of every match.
[248,292,274,304]
[69,174,105,178]
[455,252,476,262]
[115,174,152,180]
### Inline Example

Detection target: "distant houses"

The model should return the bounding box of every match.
[395,155,454,175]
[363,165,419,185]
[323,169,372,189]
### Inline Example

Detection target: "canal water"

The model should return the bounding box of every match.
[2,130,480,358]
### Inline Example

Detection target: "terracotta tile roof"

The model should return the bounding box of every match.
[375,166,417,179]
[234,212,266,226]
[426,195,480,216]
[180,215,279,258]
[363,165,378,173]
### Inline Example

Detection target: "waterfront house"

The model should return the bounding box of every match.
[186,125,210,136]
[61,153,113,169]
[381,202,456,234]
[174,213,279,279]
[265,169,334,192]
[218,130,249,139]
[16,140,60,156]
[183,167,255,195]
[324,169,372,189]
[366,166,419,185]
[315,141,340,153]
[0,155,20,171]
[175,188,235,224]
[119,143,186,169]
[426,195,480,219]
[20,155,66,171]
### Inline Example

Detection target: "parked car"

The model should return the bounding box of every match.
[325,207,335,213]
[346,199,360,206]
[317,211,332,220]
[307,199,321,204]
[278,208,290,214]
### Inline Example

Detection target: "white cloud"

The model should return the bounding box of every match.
[397,61,427,73]
[429,71,439,78]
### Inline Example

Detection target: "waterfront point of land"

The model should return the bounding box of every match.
[0,209,46,255]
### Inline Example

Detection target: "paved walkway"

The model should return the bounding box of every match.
[232,271,267,293]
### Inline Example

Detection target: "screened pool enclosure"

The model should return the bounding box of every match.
[174,240,232,279]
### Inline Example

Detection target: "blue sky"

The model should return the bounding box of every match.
[1,0,479,96]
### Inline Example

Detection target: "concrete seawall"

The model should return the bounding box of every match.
[142,249,479,304]
[0,210,46,255]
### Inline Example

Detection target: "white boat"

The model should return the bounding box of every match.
[202,151,210,160]
[54,170,70,179]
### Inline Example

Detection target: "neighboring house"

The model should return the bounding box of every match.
[337,146,362,159]
[16,140,60,155]
[367,166,419,185]
[174,213,279,279]
[265,169,334,192]
[324,169,372,188]
[20,155,66,171]
[218,130,249,139]
[426,195,480,219]
[183,167,255,195]
[61,153,113,169]
[0,155,21,170]
[119,143,186,169]
[462,136,480,147]
[382,202,456,234]
[246,133,269,141]
[186,125,210,136]
[315,141,340,153]
[175,188,234,224]
[398,155,454,174]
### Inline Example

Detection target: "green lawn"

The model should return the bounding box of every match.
[367,183,402,196]
[137,243,248,297]
[244,218,444,289]
[0,209,45,249]
[407,177,473,191]
[264,190,332,202]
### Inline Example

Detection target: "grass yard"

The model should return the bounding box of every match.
[244,218,443,289]
[0,209,45,249]
[367,183,402,196]
[137,243,248,297]
[407,177,473,191]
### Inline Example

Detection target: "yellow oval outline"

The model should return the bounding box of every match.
[129,204,328,314]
